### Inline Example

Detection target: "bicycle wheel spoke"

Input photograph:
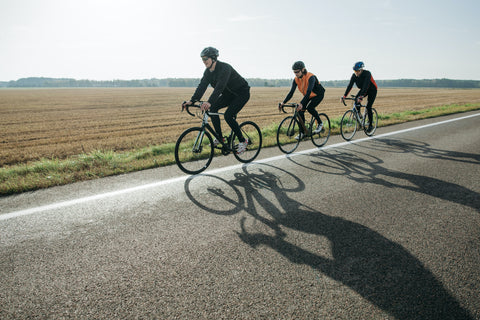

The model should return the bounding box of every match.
[364,108,378,136]
[276,116,300,154]
[175,128,213,174]
[233,121,262,163]
[340,110,357,141]
[311,113,330,147]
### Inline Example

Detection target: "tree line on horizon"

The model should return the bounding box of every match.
[2,77,480,89]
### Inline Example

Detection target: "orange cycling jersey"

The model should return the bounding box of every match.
[295,72,317,98]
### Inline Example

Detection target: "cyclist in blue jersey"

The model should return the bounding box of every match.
[342,61,378,133]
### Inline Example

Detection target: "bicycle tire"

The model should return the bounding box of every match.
[311,113,331,147]
[174,127,213,174]
[364,107,378,136]
[233,121,262,163]
[276,116,301,154]
[340,110,357,141]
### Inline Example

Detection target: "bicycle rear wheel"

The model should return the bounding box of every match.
[364,107,378,136]
[174,127,213,174]
[311,113,330,147]
[233,121,262,163]
[340,110,357,141]
[276,116,301,154]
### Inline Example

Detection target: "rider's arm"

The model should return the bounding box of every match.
[283,80,297,104]
[343,73,355,97]
[208,62,232,105]
[191,70,210,102]
[300,75,317,107]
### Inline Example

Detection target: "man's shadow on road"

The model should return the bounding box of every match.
[184,161,474,319]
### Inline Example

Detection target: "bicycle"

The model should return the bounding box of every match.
[276,103,331,154]
[340,95,378,141]
[175,102,262,174]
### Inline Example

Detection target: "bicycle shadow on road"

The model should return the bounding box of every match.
[367,137,480,165]
[291,137,480,211]
[184,164,474,319]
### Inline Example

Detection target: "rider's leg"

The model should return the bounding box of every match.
[223,90,250,143]
[365,91,377,125]
[297,110,306,134]
[306,93,324,124]
[209,95,230,140]
[354,93,363,114]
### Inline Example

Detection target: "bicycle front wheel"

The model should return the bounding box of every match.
[233,121,262,163]
[311,113,331,147]
[174,127,213,174]
[276,116,301,154]
[364,107,378,136]
[340,110,357,141]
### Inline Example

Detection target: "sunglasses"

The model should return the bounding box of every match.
[201,57,210,62]
[293,70,302,74]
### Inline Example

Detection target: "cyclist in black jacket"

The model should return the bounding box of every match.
[342,61,378,132]
[182,47,250,154]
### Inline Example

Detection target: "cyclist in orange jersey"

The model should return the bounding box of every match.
[279,61,326,140]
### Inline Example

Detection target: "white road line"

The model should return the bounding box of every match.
[1,112,479,221]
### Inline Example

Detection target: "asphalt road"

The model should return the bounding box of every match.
[1,112,479,319]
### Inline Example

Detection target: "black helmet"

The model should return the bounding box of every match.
[292,61,305,70]
[353,61,365,71]
[200,47,219,59]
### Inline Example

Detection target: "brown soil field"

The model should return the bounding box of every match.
[1,87,480,166]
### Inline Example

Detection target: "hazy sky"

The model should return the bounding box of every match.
[1,0,479,81]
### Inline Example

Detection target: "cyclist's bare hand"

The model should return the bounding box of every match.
[341,96,346,102]
[357,96,364,103]
[278,102,284,112]
[296,103,303,111]
[182,100,192,111]
[201,101,211,111]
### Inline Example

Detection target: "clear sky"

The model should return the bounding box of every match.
[1,0,479,81]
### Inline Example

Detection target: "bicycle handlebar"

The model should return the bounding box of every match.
[182,101,204,117]
[341,95,357,106]
[278,102,299,113]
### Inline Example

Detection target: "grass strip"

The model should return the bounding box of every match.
[1,103,479,195]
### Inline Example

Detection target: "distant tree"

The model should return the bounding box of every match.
[5,77,480,88]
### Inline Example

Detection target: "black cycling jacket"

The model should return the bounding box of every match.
[344,70,378,97]
[191,61,250,105]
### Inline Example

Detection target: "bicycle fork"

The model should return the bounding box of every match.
[192,130,206,153]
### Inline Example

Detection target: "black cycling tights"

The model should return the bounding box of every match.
[298,93,324,132]
[209,89,250,143]
[356,91,376,125]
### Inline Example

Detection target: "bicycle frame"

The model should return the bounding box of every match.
[276,102,331,154]
[279,103,310,135]
[342,97,368,128]
[340,95,378,141]
[183,102,237,154]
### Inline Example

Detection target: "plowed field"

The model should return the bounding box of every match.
[1,87,480,166]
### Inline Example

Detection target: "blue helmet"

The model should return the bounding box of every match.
[353,61,365,71]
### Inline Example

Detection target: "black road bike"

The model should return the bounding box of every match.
[175,102,262,174]
[340,95,378,141]
[276,103,331,154]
